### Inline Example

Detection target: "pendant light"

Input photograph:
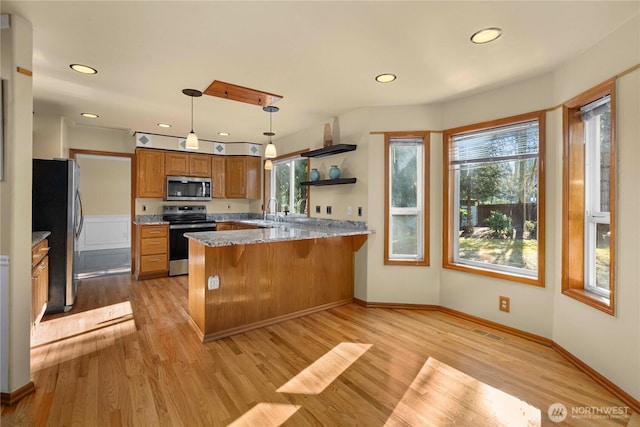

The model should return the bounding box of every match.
[182,88,202,150]
[263,105,279,159]
[264,159,273,170]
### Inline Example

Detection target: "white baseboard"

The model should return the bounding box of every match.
[78,215,131,251]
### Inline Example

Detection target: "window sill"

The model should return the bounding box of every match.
[443,261,543,287]
[562,288,613,315]
[385,258,429,267]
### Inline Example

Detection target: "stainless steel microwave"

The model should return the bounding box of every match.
[166,176,212,201]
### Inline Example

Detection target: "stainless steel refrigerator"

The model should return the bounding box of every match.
[32,159,84,313]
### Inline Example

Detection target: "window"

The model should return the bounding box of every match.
[443,112,545,286]
[384,132,429,266]
[270,156,308,215]
[562,79,615,315]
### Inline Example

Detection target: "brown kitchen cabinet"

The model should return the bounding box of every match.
[31,239,49,327]
[134,224,169,280]
[211,155,225,198]
[225,156,261,199]
[215,221,260,231]
[165,152,211,177]
[136,148,165,198]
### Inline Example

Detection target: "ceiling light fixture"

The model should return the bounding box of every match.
[70,64,97,74]
[182,88,203,150]
[264,159,273,170]
[80,112,99,118]
[157,123,172,128]
[375,73,396,83]
[470,27,503,44]
[218,131,230,136]
[263,105,279,159]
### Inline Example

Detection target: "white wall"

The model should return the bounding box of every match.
[33,113,63,159]
[0,13,33,396]
[438,73,556,339]
[550,15,640,402]
[274,15,640,401]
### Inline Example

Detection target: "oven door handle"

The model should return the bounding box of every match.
[169,224,217,230]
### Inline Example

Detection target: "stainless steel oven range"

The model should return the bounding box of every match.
[163,205,216,276]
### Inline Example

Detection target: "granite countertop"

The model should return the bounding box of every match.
[32,231,51,248]
[133,220,169,225]
[185,220,372,248]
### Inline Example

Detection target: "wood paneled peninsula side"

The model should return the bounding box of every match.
[185,220,371,342]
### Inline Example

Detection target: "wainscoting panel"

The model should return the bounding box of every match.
[78,215,131,251]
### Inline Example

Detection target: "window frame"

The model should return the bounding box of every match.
[562,79,616,315]
[384,131,430,266]
[442,111,546,287]
[264,149,310,217]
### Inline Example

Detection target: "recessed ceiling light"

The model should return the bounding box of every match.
[157,123,172,128]
[218,132,230,136]
[470,27,503,44]
[375,73,397,83]
[70,64,97,74]
[80,113,99,119]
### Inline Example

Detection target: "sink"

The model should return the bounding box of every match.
[240,220,276,228]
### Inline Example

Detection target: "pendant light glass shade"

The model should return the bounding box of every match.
[185,131,198,149]
[182,88,203,150]
[263,105,279,159]
[265,142,277,159]
[264,159,273,170]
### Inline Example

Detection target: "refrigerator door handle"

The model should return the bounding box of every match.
[75,190,85,239]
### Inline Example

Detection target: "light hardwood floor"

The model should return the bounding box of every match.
[2,274,638,426]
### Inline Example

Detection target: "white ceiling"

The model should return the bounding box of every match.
[3,1,638,146]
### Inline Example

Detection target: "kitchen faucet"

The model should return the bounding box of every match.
[266,198,278,221]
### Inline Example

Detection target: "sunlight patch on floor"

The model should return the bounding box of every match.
[227,402,301,427]
[277,342,372,395]
[31,301,134,348]
[385,357,541,426]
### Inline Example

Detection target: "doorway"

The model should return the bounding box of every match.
[69,150,134,279]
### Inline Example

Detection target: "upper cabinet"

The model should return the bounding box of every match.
[165,152,211,177]
[211,155,226,198]
[135,148,257,200]
[225,156,260,199]
[136,148,165,198]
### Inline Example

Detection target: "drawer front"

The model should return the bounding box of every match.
[140,226,168,238]
[32,239,50,268]
[141,237,167,255]
[140,254,168,272]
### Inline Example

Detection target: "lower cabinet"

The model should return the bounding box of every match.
[31,239,49,327]
[135,224,169,280]
[214,222,260,231]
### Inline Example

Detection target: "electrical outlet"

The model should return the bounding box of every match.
[142,205,147,211]
[207,275,220,290]
[499,296,510,313]
[358,207,363,216]
[326,206,332,215]
[347,206,353,216]
[227,204,231,210]
[316,205,321,214]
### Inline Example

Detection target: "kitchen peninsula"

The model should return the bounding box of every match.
[185,220,370,342]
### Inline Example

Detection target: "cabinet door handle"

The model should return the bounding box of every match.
[148,242,160,245]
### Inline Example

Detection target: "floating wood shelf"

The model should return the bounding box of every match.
[301,178,357,186]
[301,144,357,158]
